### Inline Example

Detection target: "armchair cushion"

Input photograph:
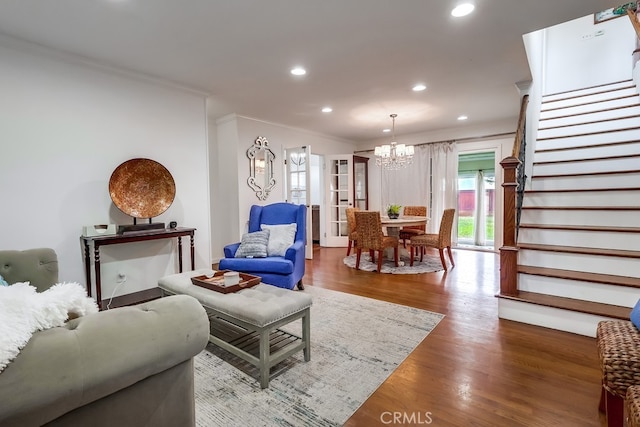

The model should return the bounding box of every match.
[217,256,294,275]
[261,223,297,256]
[234,229,270,258]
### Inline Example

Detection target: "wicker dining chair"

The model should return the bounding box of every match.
[408,208,456,270]
[345,207,361,256]
[399,205,427,247]
[354,211,399,272]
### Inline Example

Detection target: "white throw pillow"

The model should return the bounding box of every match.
[260,223,297,257]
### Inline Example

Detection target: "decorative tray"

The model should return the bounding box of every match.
[190,270,261,294]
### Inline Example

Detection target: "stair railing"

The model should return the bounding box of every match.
[499,94,528,296]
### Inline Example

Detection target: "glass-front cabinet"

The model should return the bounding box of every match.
[353,155,369,210]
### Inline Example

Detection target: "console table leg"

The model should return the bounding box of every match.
[83,240,92,298]
[190,234,195,270]
[94,245,102,309]
[178,236,183,273]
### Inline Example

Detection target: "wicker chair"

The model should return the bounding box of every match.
[345,207,360,256]
[627,385,640,427]
[596,320,640,427]
[408,208,455,270]
[399,205,427,247]
[354,211,398,272]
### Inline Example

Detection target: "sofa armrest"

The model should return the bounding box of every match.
[224,242,240,258]
[0,294,209,427]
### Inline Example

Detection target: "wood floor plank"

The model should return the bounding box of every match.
[305,246,604,426]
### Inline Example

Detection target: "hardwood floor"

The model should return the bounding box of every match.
[304,246,604,426]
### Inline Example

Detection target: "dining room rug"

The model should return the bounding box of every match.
[193,285,444,427]
[342,253,444,274]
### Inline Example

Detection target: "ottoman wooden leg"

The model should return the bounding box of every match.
[259,328,270,389]
[303,308,311,362]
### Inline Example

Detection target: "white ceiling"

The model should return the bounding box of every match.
[0,0,618,141]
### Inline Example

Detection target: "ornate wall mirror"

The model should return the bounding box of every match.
[247,136,276,200]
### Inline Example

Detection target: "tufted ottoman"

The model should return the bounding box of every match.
[596,320,640,427]
[158,269,312,388]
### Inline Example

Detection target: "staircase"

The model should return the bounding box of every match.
[498,79,640,337]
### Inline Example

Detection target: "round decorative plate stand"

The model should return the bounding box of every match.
[109,158,176,219]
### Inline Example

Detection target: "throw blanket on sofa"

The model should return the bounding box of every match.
[0,282,98,373]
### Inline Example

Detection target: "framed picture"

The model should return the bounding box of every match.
[594,1,638,24]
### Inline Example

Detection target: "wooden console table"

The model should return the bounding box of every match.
[81,227,196,309]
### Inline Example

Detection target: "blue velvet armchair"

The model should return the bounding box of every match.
[219,203,306,290]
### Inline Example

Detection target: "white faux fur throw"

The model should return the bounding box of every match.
[0,282,99,373]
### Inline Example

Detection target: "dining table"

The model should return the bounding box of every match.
[380,214,429,262]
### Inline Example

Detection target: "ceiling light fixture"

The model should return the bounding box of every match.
[321,106,333,113]
[412,84,427,92]
[374,114,415,170]
[457,115,468,121]
[290,67,306,76]
[451,3,475,17]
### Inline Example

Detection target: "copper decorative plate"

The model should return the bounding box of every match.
[109,158,176,219]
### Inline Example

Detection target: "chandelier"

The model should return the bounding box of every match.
[374,114,415,170]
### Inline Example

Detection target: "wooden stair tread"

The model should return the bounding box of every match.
[535,139,640,153]
[517,264,640,288]
[538,113,640,131]
[542,80,633,98]
[538,103,640,123]
[533,169,640,178]
[519,223,640,233]
[518,243,640,259]
[521,206,640,211]
[525,187,640,193]
[497,291,631,320]
[533,153,640,165]
[536,125,640,141]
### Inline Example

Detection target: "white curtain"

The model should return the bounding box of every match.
[474,170,486,246]
[380,141,458,242]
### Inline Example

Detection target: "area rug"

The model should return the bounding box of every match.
[342,253,444,274]
[194,285,444,427]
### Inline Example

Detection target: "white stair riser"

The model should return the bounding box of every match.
[536,128,640,150]
[518,228,640,251]
[537,117,640,139]
[498,298,612,337]
[529,175,640,191]
[540,97,639,119]
[533,156,640,176]
[541,87,638,110]
[519,248,640,276]
[524,189,640,205]
[539,105,640,129]
[542,82,634,103]
[520,209,640,227]
[518,273,640,307]
[534,142,640,162]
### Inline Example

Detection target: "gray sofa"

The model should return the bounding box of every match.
[0,248,210,427]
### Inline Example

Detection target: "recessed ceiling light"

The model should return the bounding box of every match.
[321,107,333,113]
[458,115,468,121]
[412,84,427,92]
[290,67,306,76]
[451,3,475,17]
[382,128,391,133]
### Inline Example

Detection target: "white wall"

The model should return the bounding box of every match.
[543,15,636,94]
[0,37,211,301]
[210,114,357,261]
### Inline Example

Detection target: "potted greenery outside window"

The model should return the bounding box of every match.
[387,204,401,219]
